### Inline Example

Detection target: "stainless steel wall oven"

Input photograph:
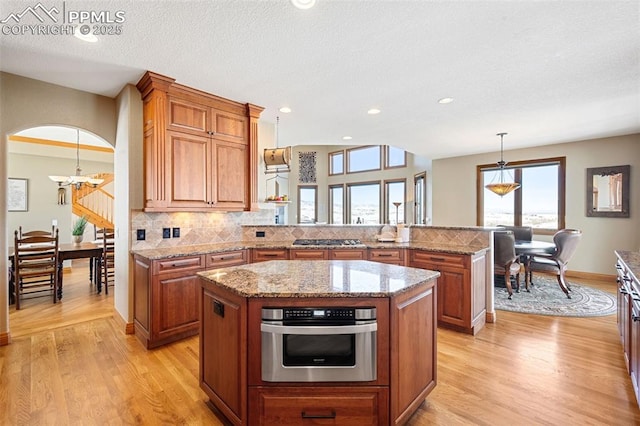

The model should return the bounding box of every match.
[261,307,377,382]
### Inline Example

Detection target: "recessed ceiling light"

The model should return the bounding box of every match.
[367,108,381,115]
[438,97,454,104]
[279,107,292,113]
[342,136,352,140]
[291,0,316,9]
[74,26,98,43]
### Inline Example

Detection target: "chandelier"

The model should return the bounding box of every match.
[48,129,104,189]
[485,132,520,197]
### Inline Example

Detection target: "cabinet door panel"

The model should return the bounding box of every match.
[168,131,211,207]
[212,110,247,144]
[213,141,247,207]
[438,267,469,327]
[168,97,208,134]
[331,249,366,260]
[289,249,328,260]
[154,272,200,339]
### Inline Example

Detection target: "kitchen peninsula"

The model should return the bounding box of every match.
[198,260,439,425]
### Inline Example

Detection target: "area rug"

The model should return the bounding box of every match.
[494,275,616,317]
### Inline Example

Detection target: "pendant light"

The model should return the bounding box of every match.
[264,116,291,174]
[48,129,104,189]
[485,132,520,197]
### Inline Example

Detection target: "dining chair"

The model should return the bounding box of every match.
[101,228,115,294]
[497,225,533,242]
[13,228,59,310]
[18,225,55,238]
[526,229,582,298]
[493,230,522,299]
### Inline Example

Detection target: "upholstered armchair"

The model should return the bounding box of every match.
[494,231,522,299]
[526,229,582,298]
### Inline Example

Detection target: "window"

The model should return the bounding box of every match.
[347,146,381,173]
[385,179,406,224]
[298,185,317,224]
[329,151,344,175]
[414,172,427,225]
[477,157,566,232]
[385,146,406,169]
[347,182,381,224]
[329,184,344,224]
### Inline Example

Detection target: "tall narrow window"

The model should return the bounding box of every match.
[329,151,344,175]
[385,179,406,224]
[414,172,426,224]
[478,157,565,232]
[385,146,406,169]
[298,185,317,224]
[347,146,381,173]
[347,182,381,224]
[329,184,344,224]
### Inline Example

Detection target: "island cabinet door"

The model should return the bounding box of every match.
[248,387,389,425]
[289,249,328,260]
[151,269,202,344]
[200,287,247,425]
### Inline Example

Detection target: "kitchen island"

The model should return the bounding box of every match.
[198,260,439,425]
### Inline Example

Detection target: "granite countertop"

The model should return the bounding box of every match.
[132,240,488,260]
[198,260,440,298]
[616,250,640,283]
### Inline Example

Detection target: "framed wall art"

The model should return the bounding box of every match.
[8,177,28,212]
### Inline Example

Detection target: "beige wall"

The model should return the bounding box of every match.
[0,72,117,338]
[432,134,640,275]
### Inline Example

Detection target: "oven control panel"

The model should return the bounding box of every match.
[283,308,354,320]
[262,307,376,321]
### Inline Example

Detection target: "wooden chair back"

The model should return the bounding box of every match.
[101,228,115,294]
[13,228,59,310]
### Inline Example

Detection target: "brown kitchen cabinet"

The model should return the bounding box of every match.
[289,249,328,260]
[248,387,389,425]
[331,249,367,260]
[616,252,640,407]
[409,250,486,335]
[251,248,289,263]
[133,250,248,349]
[199,269,437,425]
[368,248,405,265]
[136,71,263,212]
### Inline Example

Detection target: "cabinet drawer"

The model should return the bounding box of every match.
[153,255,205,274]
[368,249,404,264]
[331,249,367,260]
[249,387,388,425]
[410,250,466,268]
[206,249,247,268]
[289,249,328,260]
[252,249,289,263]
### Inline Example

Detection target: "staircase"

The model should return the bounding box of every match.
[72,173,114,230]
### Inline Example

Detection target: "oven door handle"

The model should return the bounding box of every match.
[261,322,377,335]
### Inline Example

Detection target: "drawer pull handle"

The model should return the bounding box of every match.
[264,253,279,257]
[301,410,336,419]
[430,257,446,262]
[378,254,393,257]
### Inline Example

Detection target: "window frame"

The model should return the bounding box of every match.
[414,172,427,225]
[346,180,382,224]
[476,156,566,234]
[297,185,318,224]
[384,178,406,225]
[328,150,345,176]
[384,145,407,169]
[346,145,382,174]
[328,184,345,224]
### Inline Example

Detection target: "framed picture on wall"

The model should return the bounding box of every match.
[8,178,28,212]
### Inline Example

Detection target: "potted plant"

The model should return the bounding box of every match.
[72,216,88,245]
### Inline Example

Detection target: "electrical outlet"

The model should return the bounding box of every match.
[256,231,266,237]
[136,229,146,240]
[172,227,180,238]
[162,228,171,239]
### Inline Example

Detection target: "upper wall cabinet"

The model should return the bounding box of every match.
[137,71,263,212]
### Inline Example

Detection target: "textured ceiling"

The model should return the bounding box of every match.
[1,0,638,159]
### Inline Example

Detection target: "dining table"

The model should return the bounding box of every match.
[514,239,556,288]
[8,241,104,304]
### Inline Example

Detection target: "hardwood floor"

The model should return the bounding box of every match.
[2,267,639,425]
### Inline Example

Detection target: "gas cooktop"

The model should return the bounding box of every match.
[292,238,363,246]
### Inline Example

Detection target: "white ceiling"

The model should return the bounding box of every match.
[1,0,639,159]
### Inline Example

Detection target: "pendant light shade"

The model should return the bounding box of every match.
[485,132,520,197]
